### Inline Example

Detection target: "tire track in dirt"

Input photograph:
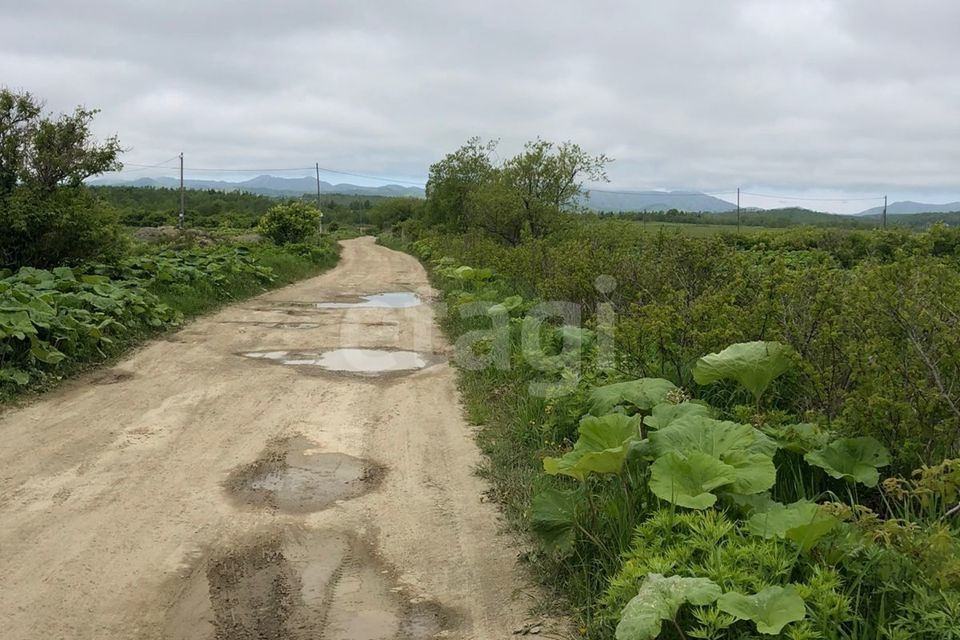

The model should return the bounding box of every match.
[0,237,547,639]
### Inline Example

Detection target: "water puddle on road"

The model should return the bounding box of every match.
[313,292,423,309]
[225,436,383,514]
[239,348,431,376]
[219,320,323,330]
[164,529,451,640]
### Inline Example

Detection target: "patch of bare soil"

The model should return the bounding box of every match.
[224,435,383,514]
[164,528,452,640]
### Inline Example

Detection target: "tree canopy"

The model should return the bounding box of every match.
[424,137,610,244]
[0,88,125,267]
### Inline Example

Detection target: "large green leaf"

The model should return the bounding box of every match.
[530,489,577,554]
[786,515,841,553]
[643,401,713,430]
[804,437,891,487]
[748,501,820,539]
[543,413,641,482]
[649,451,737,509]
[692,341,795,401]
[650,416,777,459]
[0,368,30,385]
[587,378,677,416]
[29,338,66,364]
[616,574,721,640]
[722,450,778,495]
[0,310,38,339]
[747,500,836,543]
[716,585,806,635]
[486,295,523,318]
[649,415,778,496]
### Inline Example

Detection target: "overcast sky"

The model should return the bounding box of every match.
[1,0,958,213]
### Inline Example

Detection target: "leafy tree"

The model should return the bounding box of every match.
[0,89,41,202]
[257,201,321,244]
[423,137,611,242]
[463,178,526,246]
[22,106,122,193]
[369,196,424,230]
[0,88,125,267]
[503,139,610,210]
[501,139,610,237]
[424,136,498,231]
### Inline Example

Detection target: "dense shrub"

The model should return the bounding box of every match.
[257,201,321,244]
[0,186,127,268]
[414,223,960,471]
[0,88,124,268]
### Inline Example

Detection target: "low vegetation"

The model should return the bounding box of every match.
[379,137,960,639]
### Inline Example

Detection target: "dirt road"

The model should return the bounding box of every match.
[0,237,537,639]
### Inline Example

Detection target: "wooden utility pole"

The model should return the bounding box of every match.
[737,187,741,233]
[883,195,887,230]
[315,162,323,234]
[178,152,185,229]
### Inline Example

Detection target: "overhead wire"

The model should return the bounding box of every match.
[102,158,891,203]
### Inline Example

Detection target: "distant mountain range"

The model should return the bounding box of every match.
[90,175,426,198]
[581,189,737,213]
[90,175,960,217]
[856,201,960,216]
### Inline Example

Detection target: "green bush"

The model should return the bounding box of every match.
[256,201,321,244]
[0,186,127,268]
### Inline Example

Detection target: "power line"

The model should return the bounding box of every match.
[739,191,885,202]
[100,157,182,174]
[313,165,426,187]
[111,160,427,187]
[181,166,315,172]
[587,187,739,197]
[115,157,182,169]
[104,158,890,202]
[586,187,885,202]
[180,165,426,187]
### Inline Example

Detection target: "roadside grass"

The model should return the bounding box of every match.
[0,240,341,407]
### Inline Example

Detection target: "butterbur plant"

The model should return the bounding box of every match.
[542,413,642,482]
[693,341,796,406]
[804,436,891,488]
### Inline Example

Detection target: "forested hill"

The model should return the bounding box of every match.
[579,189,736,212]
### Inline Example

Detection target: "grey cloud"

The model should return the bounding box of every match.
[1,0,958,211]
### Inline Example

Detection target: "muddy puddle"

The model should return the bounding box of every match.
[239,348,436,376]
[219,320,323,330]
[253,292,423,313]
[313,292,423,309]
[225,436,383,513]
[164,529,451,640]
